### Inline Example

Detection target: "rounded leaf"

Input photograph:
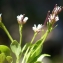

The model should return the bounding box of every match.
[6,56,13,63]
[0,53,6,63]
[0,45,11,56]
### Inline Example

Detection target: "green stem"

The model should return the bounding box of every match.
[25,46,34,63]
[22,32,37,63]
[41,30,49,45]
[21,47,29,63]
[1,22,13,42]
[31,30,49,57]
[31,32,37,43]
[19,25,23,46]
[16,57,19,63]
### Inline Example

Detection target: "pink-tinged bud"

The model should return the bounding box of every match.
[52,4,63,15]
[48,14,59,24]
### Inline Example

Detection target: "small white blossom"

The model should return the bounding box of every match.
[53,6,61,14]
[17,14,28,24]
[32,24,42,32]
[48,14,59,23]
[55,15,59,21]
[48,14,55,22]
[55,6,61,11]
[50,14,55,20]
[17,14,23,22]
[0,14,2,22]
[23,17,28,23]
[0,14,2,17]
[57,6,61,11]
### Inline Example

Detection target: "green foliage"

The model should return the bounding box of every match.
[10,40,21,58]
[22,43,31,53]
[26,40,42,63]
[6,56,13,63]
[36,54,50,62]
[0,45,10,56]
[0,53,6,63]
[0,5,62,63]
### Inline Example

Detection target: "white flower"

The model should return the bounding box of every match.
[55,15,59,21]
[48,14,59,23]
[50,14,55,20]
[48,14,55,22]
[32,24,42,32]
[0,14,2,22]
[23,17,28,23]
[57,6,61,11]
[17,14,23,22]
[54,6,61,14]
[0,14,1,16]
[17,14,28,24]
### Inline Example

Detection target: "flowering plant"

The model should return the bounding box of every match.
[0,4,63,63]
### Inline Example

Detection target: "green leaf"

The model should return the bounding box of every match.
[37,54,50,62]
[6,56,13,63]
[31,39,42,56]
[22,43,31,53]
[27,55,40,63]
[0,45,11,56]
[27,39,42,63]
[0,53,6,63]
[32,40,43,56]
[10,40,21,57]
[34,61,41,63]
[31,30,49,58]
[26,30,49,63]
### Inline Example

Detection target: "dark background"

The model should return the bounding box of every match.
[0,0,63,63]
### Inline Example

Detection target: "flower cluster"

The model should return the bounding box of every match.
[32,24,43,32]
[45,4,63,25]
[52,4,62,15]
[17,14,43,32]
[17,4,63,33]
[17,14,28,24]
[50,4,62,23]
[48,14,59,23]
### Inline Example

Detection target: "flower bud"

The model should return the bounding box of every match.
[17,14,28,24]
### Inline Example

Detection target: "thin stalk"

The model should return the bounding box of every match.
[1,22,13,42]
[21,47,29,63]
[30,32,37,43]
[19,25,23,46]
[25,46,34,63]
